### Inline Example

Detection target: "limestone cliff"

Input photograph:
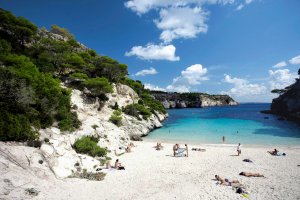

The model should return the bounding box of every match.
[268,79,300,125]
[37,84,167,178]
[150,92,238,109]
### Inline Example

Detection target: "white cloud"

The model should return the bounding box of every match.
[144,83,166,91]
[125,0,237,42]
[289,54,300,65]
[135,67,158,76]
[222,74,267,97]
[269,69,297,90]
[181,64,209,85]
[125,0,236,14]
[272,61,287,68]
[166,84,190,93]
[236,0,254,10]
[236,4,244,10]
[125,43,180,61]
[166,64,209,92]
[154,7,208,43]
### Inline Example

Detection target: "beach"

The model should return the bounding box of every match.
[1,141,300,200]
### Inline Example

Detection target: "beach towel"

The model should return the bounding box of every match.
[175,151,186,157]
[177,148,185,153]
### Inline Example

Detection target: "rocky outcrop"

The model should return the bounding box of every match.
[35,84,167,178]
[151,92,238,109]
[267,79,300,125]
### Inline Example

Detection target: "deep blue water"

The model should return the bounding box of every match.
[147,103,300,145]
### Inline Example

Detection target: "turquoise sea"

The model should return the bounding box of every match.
[146,103,300,146]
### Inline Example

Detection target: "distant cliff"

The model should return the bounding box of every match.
[150,91,238,109]
[267,79,300,125]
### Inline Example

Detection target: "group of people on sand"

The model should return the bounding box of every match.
[106,159,125,170]
[215,171,264,196]
[106,142,136,170]
[173,143,188,157]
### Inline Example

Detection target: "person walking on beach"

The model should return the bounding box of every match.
[237,143,241,156]
[222,136,225,143]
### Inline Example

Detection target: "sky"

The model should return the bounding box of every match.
[1,0,300,102]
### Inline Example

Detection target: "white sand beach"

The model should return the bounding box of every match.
[1,141,300,200]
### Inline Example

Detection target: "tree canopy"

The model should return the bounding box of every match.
[0,8,165,141]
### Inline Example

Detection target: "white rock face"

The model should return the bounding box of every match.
[106,84,139,108]
[35,83,167,178]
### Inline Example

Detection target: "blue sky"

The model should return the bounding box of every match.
[1,0,300,102]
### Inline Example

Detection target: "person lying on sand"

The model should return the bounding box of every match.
[239,172,264,177]
[215,175,241,187]
[114,159,125,170]
[191,148,206,151]
[268,148,278,155]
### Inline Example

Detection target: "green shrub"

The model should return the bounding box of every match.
[140,92,166,114]
[0,111,37,141]
[123,104,151,119]
[73,136,107,157]
[69,72,88,80]
[109,110,122,126]
[84,77,113,97]
[58,111,81,131]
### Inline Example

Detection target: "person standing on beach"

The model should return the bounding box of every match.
[173,144,178,156]
[222,136,225,143]
[237,143,241,156]
[185,144,188,157]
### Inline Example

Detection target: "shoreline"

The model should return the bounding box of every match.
[143,137,300,149]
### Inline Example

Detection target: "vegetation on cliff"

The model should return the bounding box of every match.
[73,136,107,157]
[0,8,165,141]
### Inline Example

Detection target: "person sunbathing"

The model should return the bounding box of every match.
[215,175,241,186]
[192,148,206,151]
[268,148,278,155]
[239,172,264,177]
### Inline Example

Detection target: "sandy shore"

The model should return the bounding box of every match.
[1,141,300,200]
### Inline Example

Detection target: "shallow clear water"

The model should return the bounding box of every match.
[147,103,300,146]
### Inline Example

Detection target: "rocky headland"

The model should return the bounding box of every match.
[150,91,238,109]
[263,78,300,125]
